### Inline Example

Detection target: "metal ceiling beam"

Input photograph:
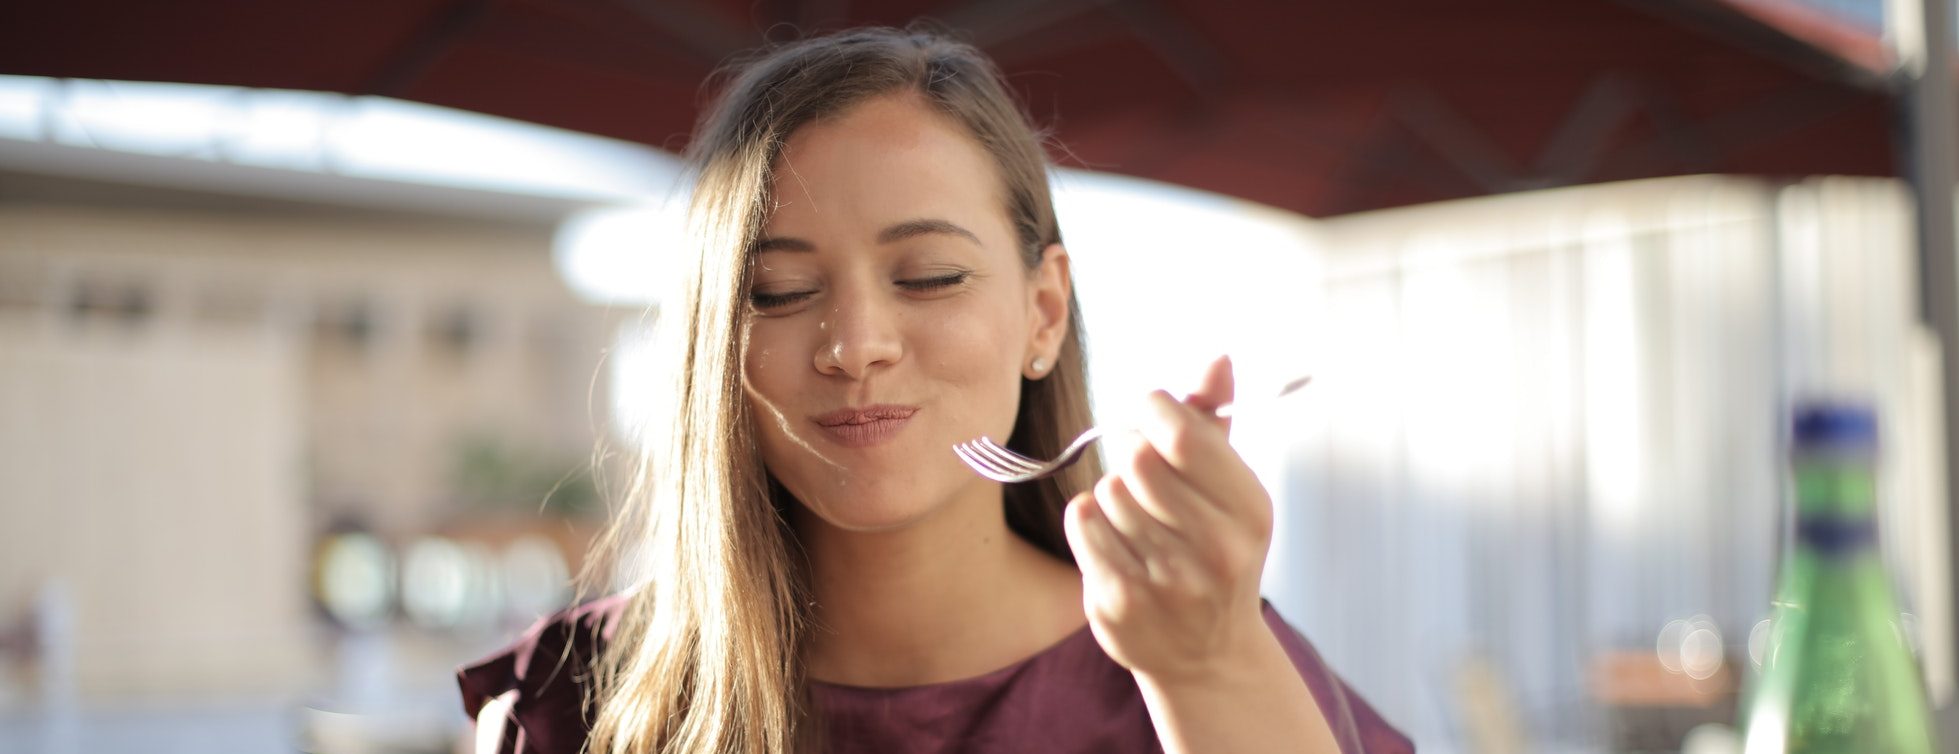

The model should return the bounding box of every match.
[932,0,1107,50]
[612,0,759,67]
[360,0,495,97]
[1101,0,1229,93]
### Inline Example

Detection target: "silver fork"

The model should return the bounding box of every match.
[953,374,1314,483]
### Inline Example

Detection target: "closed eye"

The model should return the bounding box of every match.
[750,290,814,309]
[901,273,969,292]
[750,273,971,311]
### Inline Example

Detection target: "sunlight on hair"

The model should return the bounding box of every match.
[744,382,850,474]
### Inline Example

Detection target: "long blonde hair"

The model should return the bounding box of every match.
[580,24,1100,754]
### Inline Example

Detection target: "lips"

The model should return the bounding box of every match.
[812,405,920,427]
[811,404,919,448]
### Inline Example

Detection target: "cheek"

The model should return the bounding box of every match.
[746,343,775,385]
[917,293,1026,364]
[952,285,1034,350]
[914,298,1027,435]
[740,327,798,442]
[742,324,790,389]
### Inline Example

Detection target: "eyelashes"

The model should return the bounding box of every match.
[749,290,812,309]
[749,272,970,311]
[901,272,968,293]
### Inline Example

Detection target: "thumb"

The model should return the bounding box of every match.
[1182,353,1235,435]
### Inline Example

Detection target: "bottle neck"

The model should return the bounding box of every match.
[1792,455,1878,556]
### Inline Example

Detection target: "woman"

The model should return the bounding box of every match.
[458,25,1411,754]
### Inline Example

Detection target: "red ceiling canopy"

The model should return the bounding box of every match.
[0,0,1902,217]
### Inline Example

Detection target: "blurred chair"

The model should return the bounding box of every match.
[1590,649,1739,752]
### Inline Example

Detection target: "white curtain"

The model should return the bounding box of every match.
[1244,175,1949,752]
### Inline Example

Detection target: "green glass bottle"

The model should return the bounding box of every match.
[1737,402,1937,753]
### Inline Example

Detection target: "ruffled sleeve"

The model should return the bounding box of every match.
[457,594,629,754]
[1262,599,1415,754]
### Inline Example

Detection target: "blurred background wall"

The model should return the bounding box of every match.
[0,118,630,751]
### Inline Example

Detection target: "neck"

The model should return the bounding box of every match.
[792,484,1084,687]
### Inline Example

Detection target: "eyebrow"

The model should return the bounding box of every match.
[750,218,982,255]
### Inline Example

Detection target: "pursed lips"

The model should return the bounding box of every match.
[811,404,920,427]
[810,405,919,448]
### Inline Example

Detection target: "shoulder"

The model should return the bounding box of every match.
[1259,599,1416,754]
[456,593,630,754]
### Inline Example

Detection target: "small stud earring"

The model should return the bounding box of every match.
[1030,357,1047,374]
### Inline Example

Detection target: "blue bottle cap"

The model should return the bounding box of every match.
[1791,401,1878,453]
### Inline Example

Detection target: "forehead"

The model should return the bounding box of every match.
[763,94,1008,244]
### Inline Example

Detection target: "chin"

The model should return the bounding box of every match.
[768,442,991,533]
[796,491,937,533]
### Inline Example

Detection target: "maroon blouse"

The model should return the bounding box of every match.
[457,595,1413,753]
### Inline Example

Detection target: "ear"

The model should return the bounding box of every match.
[1025,243,1071,376]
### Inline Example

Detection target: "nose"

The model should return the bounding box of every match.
[814,283,903,379]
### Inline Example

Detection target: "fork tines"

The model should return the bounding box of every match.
[953,438,1045,482]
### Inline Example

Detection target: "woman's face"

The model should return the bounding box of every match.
[741,92,1070,533]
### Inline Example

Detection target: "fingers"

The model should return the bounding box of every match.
[1184,353,1234,436]
[1095,473,1181,545]
[1093,473,1185,580]
[1065,492,1145,580]
[1069,483,1212,616]
[1137,389,1267,519]
[1119,439,1227,543]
